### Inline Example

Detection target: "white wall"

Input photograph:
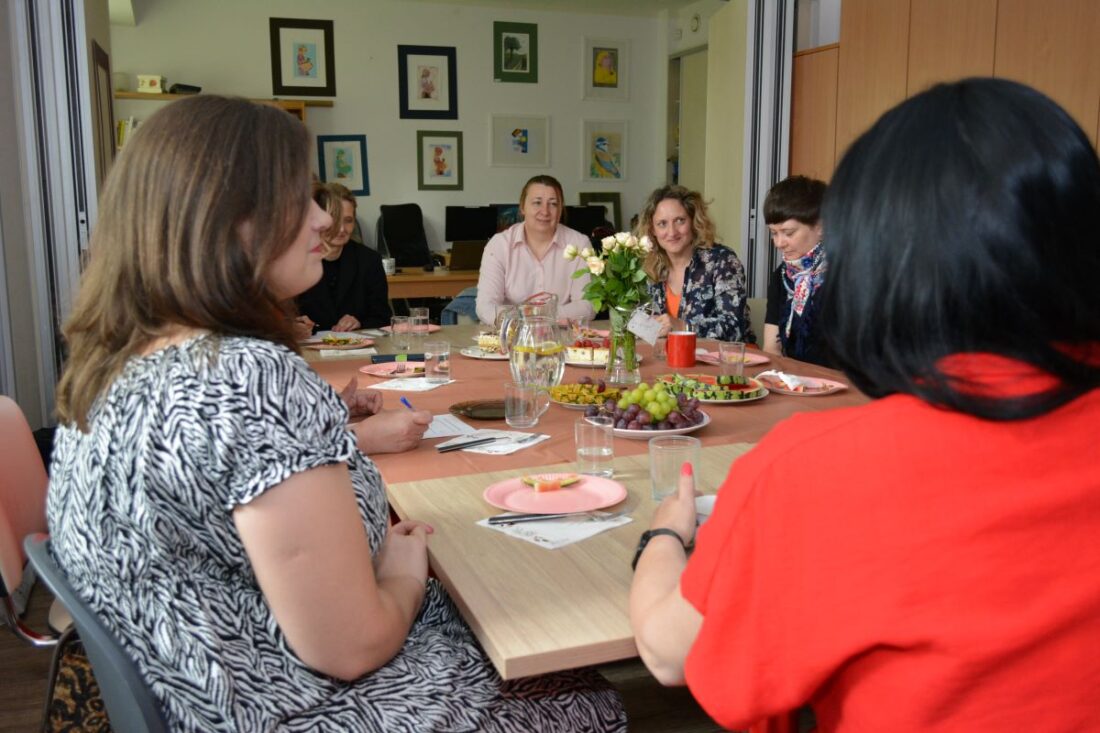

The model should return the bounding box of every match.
[668,0,727,56]
[110,0,666,250]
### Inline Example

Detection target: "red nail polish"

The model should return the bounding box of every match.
[681,462,693,476]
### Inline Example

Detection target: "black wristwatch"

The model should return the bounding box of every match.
[631,528,690,571]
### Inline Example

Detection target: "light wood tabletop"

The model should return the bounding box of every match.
[307,323,870,679]
[386,269,479,299]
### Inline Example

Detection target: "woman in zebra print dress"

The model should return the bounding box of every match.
[48,96,626,732]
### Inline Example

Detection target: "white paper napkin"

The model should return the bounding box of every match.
[370,378,455,392]
[478,512,633,549]
[436,429,550,455]
[757,369,812,390]
[319,347,377,358]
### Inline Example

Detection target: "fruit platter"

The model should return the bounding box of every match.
[581,379,710,439]
[548,376,621,410]
[656,373,768,404]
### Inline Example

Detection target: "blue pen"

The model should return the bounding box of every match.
[399,397,415,411]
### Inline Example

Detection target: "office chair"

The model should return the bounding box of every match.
[25,535,169,732]
[378,203,434,269]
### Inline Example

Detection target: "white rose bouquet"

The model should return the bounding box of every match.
[564,232,653,380]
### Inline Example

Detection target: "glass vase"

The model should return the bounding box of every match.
[606,305,642,386]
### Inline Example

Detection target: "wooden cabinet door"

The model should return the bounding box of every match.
[790,45,838,181]
[994,0,1100,146]
[907,0,997,95]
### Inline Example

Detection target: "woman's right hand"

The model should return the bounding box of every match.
[293,315,315,340]
[375,520,433,587]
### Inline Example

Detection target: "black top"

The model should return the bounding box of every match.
[297,243,391,330]
[765,264,830,367]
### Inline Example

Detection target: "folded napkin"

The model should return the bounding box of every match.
[478,512,633,549]
[319,347,377,358]
[360,329,386,338]
[757,369,813,390]
[435,429,550,455]
[370,378,455,392]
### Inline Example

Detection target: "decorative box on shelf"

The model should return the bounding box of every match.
[136,75,167,94]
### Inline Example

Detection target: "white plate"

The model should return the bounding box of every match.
[588,410,711,440]
[565,354,643,368]
[459,346,509,361]
[695,494,717,525]
[550,398,592,411]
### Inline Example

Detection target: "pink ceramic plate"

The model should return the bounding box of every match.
[756,375,848,396]
[483,474,627,514]
[382,324,442,333]
[300,337,374,350]
[358,361,426,377]
[695,349,770,367]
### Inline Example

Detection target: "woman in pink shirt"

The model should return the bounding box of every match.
[475,175,595,324]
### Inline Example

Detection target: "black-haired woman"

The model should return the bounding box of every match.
[762,175,829,365]
[629,78,1100,731]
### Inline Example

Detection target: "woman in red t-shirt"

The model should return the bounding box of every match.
[629,78,1100,732]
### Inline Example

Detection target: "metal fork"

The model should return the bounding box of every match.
[393,360,406,374]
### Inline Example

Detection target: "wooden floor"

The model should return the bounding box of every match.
[2,582,721,732]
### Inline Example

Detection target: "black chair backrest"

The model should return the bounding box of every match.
[24,535,168,733]
[379,203,432,268]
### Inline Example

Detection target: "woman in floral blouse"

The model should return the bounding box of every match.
[639,186,755,343]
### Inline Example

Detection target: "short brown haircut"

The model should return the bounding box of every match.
[519,175,566,223]
[55,95,311,429]
[313,181,357,241]
[763,175,827,225]
[636,185,717,283]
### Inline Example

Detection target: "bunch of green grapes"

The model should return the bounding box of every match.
[585,381,703,430]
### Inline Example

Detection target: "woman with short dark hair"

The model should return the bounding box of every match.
[629,78,1100,731]
[762,175,829,364]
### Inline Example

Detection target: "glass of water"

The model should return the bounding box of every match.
[424,340,450,384]
[575,416,614,478]
[390,315,411,351]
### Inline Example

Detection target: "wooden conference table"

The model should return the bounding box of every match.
[385,269,479,299]
[306,323,869,680]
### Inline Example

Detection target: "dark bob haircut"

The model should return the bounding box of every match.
[821,78,1100,420]
[763,175,827,225]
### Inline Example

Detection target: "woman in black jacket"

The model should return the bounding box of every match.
[297,182,391,332]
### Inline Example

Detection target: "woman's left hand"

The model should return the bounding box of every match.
[340,377,383,418]
[333,314,361,332]
[649,463,700,546]
[655,313,672,337]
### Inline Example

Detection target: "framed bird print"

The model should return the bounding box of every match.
[317,134,369,195]
[581,119,627,182]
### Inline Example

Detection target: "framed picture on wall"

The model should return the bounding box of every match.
[317,135,370,195]
[493,21,538,83]
[269,18,336,97]
[490,114,550,167]
[581,119,627,182]
[582,38,629,101]
[579,192,622,231]
[89,41,114,188]
[398,45,458,119]
[417,131,464,191]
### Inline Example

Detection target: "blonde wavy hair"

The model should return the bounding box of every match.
[314,181,357,242]
[636,186,717,283]
[55,95,312,430]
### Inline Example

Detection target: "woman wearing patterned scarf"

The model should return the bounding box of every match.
[762,176,830,365]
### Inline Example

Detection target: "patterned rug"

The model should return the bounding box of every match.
[44,627,111,732]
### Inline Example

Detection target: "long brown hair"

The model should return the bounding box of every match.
[636,185,717,283]
[55,95,311,429]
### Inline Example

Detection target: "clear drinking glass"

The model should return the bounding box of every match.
[504,382,550,428]
[718,341,747,378]
[575,416,614,477]
[390,315,411,351]
[649,435,701,501]
[424,340,451,384]
[409,306,430,351]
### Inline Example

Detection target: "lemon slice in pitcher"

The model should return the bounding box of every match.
[513,342,564,356]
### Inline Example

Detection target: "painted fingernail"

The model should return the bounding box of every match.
[681,462,693,476]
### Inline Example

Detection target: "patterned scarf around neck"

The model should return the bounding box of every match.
[782,242,826,338]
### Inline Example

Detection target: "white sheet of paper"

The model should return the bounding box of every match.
[436,429,549,455]
[319,347,377,358]
[370,378,455,392]
[478,513,634,549]
[423,414,477,439]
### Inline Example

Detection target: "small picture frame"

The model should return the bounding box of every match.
[317,135,369,196]
[490,114,550,167]
[582,119,628,182]
[493,22,538,84]
[417,131,464,191]
[398,45,458,120]
[579,192,623,231]
[583,38,629,101]
[269,18,336,97]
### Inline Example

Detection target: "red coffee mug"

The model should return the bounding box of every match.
[666,331,697,368]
